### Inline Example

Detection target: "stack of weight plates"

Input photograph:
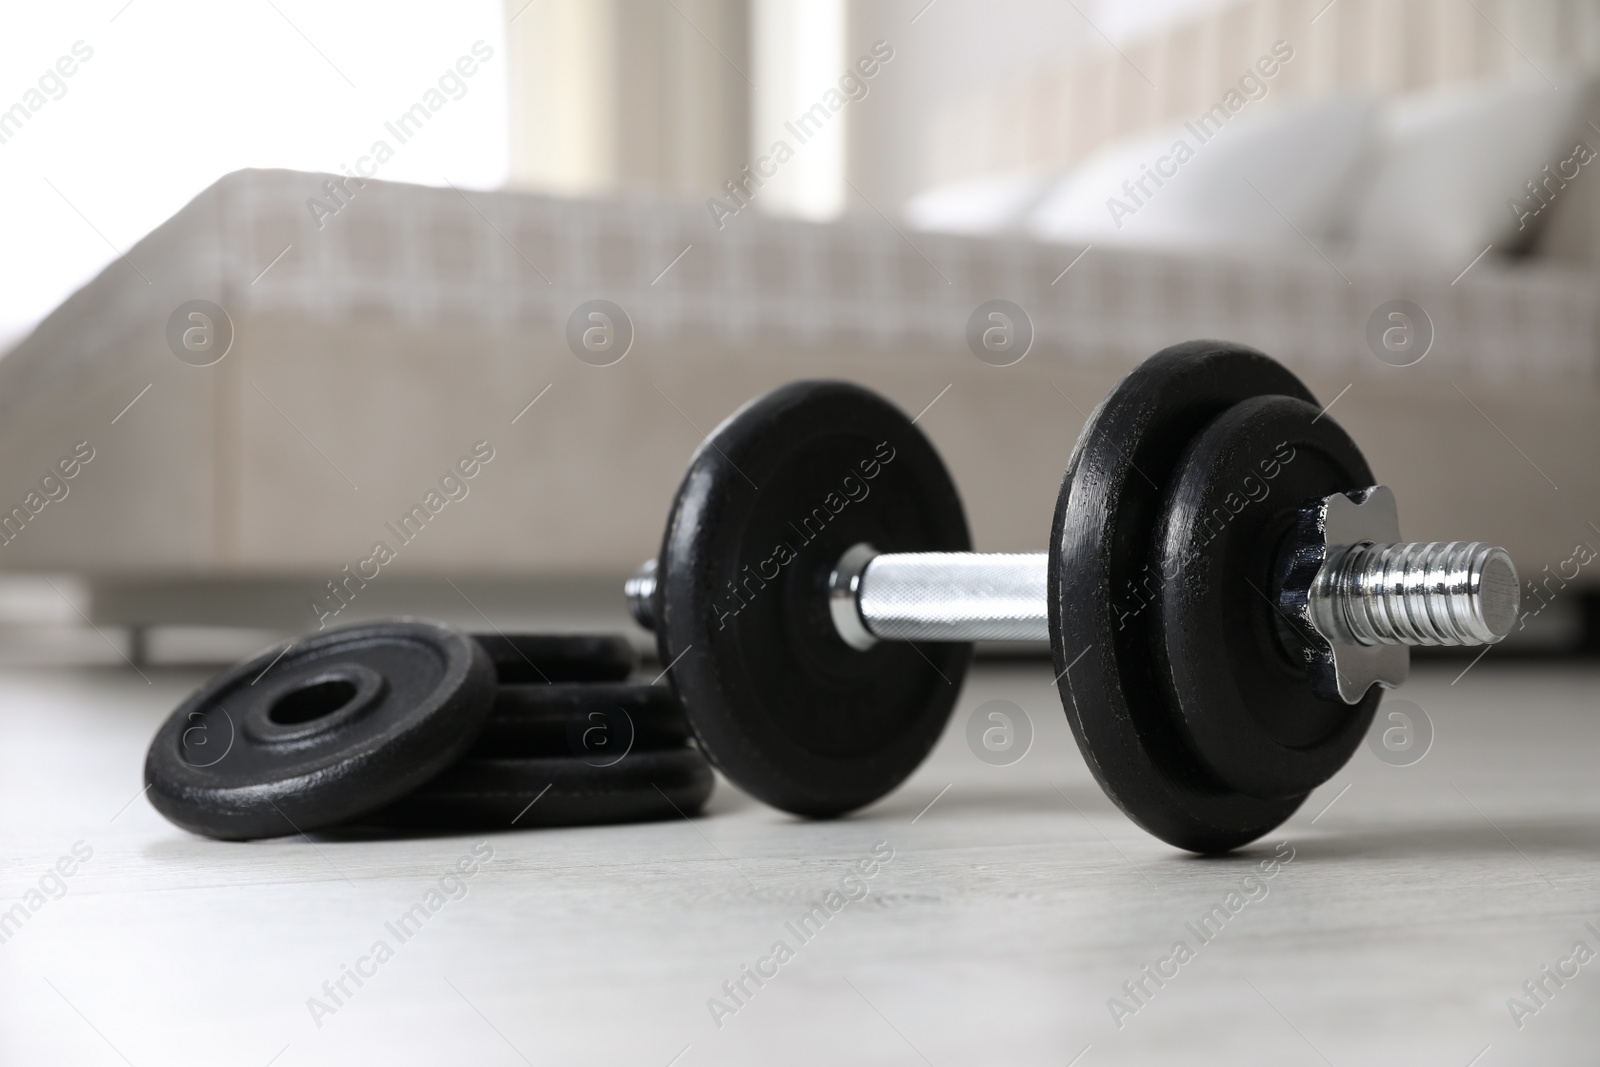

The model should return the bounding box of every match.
[143,620,713,841]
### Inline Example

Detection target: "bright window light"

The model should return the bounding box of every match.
[751,0,847,222]
[0,0,507,344]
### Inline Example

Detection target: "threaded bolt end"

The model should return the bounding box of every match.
[1312,541,1520,647]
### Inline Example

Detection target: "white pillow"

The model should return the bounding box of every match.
[1027,93,1378,251]
[903,168,1059,235]
[1350,75,1591,265]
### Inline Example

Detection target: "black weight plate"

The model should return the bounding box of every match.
[1050,341,1314,853]
[145,620,496,841]
[1154,395,1381,799]
[656,380,971,817]
[471,633,637,683]
[364,748,714,829]
[470,683,692,759]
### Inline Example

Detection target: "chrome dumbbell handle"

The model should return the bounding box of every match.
[622,550,1050,643]
[628,541,1519,648]
[631,540,1518,641]
[628,542,1518,648]
[625,488,1521,680]
[826,545,1047,648]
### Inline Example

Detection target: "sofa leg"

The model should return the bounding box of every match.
[1581,592,1600,659]
[127,625,149,669]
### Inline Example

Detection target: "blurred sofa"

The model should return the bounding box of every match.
[0,165,1595,636]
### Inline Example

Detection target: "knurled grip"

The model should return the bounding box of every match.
[856,552,1049,643]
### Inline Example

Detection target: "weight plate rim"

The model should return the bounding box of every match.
[491,682,681,707]
[655,380,972,817]
[475,681,692,757]
[1154,394,1382,799]
[145,618,495,840]
[1048,341,1315,853]
[470,632,638,682]
[362,747,716,829]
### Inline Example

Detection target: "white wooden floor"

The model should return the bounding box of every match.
[1,659,1596,1066]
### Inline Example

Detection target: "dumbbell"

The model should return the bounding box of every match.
[625,341,1519,852]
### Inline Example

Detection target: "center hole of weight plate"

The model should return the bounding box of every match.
[269,678,360,725]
